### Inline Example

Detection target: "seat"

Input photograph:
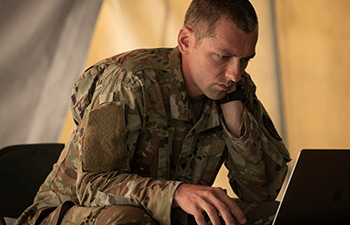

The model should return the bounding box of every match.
[0,143,64,225]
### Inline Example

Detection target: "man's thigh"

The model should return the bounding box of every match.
[235,199,279,225]
[60,205,156,225]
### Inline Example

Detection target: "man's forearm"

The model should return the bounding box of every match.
[220,100,244,138]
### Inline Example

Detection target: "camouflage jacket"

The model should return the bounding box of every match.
[17,47,290,225]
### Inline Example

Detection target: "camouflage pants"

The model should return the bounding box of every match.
[40,199,278,225]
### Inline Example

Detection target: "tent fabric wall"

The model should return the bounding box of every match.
[0,0,103,148]
[276,0,350,163]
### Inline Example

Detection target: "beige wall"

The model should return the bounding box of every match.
[275,0,350,166]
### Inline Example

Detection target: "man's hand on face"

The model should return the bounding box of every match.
[173,184,247,225]
[227,82,238,94]
[218,82,244,138]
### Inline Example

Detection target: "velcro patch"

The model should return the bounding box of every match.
[82,102,128,172]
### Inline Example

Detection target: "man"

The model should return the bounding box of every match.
[18,0,290,224]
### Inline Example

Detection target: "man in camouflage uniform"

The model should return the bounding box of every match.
[17,0,290,224]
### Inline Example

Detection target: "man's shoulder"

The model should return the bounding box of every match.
[240,71,256,94]
[103,48,174,73]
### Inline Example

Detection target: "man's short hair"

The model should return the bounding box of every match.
[184,0,258,41]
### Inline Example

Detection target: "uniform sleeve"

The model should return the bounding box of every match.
[221,73,291,203]
[70,62,181,225]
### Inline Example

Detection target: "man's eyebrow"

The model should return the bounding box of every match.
[218,49,256,59]
[218,49,233,56]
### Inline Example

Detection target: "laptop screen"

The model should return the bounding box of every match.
[273,149,350,225]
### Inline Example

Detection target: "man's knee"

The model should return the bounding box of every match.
[96,205,156,225]
[244,201,279,225]
[62,205,156,225]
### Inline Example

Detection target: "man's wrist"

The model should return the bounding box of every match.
[217,86,246,104]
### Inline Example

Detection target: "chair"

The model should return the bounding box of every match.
[0,143,64,225]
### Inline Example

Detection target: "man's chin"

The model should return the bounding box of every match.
[205,92,226,101]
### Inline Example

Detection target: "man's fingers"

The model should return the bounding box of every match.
[203,205,222,225]
[226,200,246,224]
[199,188,234,225]
[229,203,246,225]
[210,187,246,225]
[221,198,246,224]
[193,210,207,225]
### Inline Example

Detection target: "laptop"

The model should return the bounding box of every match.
[272,149,350,225]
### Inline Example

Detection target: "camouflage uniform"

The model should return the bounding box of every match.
[17,47,290,225]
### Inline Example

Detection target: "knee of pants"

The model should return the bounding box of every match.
[244,201,280,225]
[62,205,157,225]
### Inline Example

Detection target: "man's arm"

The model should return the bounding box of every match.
[219,95,244,137]
[70,63,182,225]
[220,73,290,202]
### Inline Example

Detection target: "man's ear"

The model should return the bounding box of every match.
[178,26,193,55]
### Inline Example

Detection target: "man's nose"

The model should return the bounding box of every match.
[225,59,242,83]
